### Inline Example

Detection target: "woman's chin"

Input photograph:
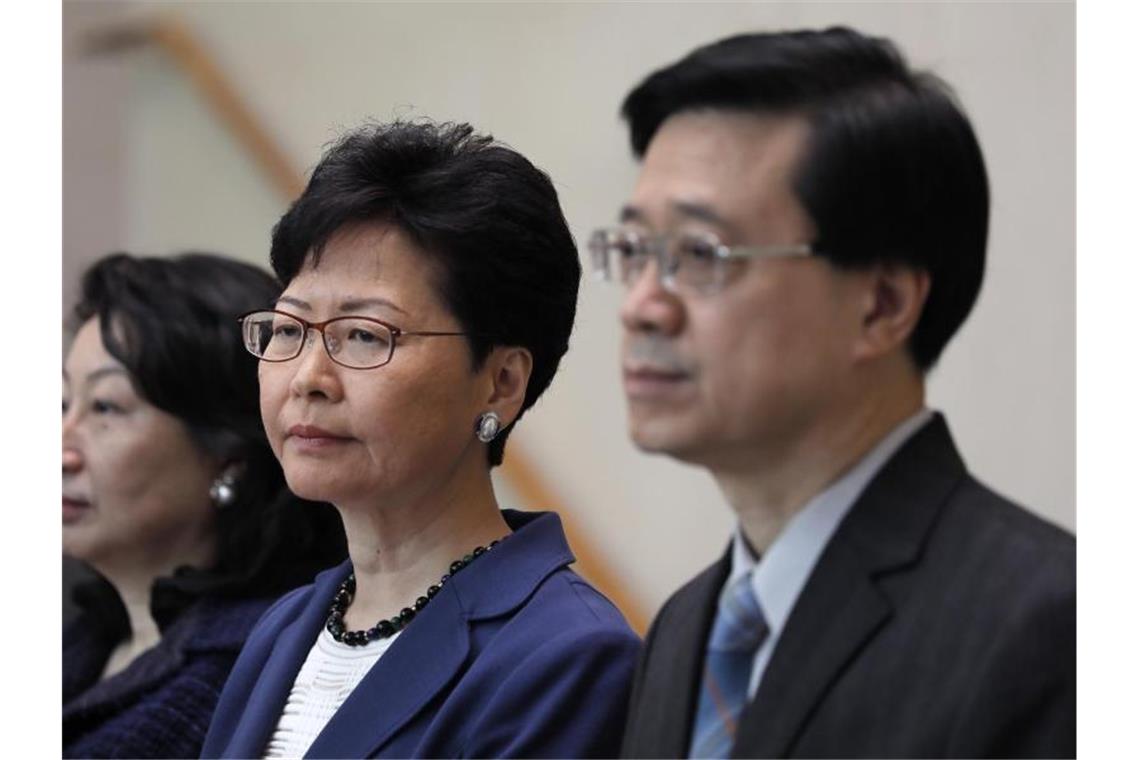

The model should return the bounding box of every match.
[282,473,350,505]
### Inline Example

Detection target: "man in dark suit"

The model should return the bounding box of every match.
[589,27,1075,758]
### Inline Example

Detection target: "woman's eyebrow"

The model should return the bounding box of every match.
[276,296,311,311]
[338,297,407,315]
[85,366,129,387]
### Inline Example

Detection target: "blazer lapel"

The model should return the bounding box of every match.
[62,641,184,724]
[734,414,966,758]
[303,581,471,759]
[222,566,351,759]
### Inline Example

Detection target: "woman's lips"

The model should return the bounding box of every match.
[62,497,90,524]
[286,424,353,452]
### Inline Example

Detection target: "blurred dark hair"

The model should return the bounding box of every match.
[269,119,581,465]
[70,252,346,623]
[621,27,989,370]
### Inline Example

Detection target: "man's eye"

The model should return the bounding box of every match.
[608,230,650,258]
[679,237,719,262]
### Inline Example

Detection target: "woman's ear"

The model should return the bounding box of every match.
[482,346,533,425]
[852,265,931,363]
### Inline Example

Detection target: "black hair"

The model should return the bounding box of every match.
[621,27,989,370]
[71,252,346,624]
[269,119,581,465]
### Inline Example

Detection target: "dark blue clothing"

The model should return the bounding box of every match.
[64,595,275,759]
[202,510,640,758]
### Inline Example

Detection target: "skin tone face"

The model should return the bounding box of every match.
[619,110,868,473]
[257,222,529,626]
[617,110,930,552]
[62,318,220,578]
[258,223,500,513]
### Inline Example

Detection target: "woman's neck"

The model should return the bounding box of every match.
[89,532,218,680]
[336,470,510,631]
[93,569,162,680]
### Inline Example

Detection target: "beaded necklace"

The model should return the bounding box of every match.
[325,538,503,646]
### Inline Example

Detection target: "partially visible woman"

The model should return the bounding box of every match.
[62,253,347,759]
[202,121,639,759]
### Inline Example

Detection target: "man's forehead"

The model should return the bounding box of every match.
[626,110,812,232]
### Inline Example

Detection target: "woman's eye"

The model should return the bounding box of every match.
[348,328,386,345]
[273,324,301,338]
[62,399,69,416]
[91,399,123,415]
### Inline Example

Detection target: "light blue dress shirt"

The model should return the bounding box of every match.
[725,407,934,698]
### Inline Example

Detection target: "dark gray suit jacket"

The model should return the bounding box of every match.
[620,415,1075,759]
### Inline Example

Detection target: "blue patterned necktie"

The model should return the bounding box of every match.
[688,571,769,758]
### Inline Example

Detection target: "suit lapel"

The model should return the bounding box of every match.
[624,550,728,758]
[734,542,891,757]
[733,414,967,758]
[303,581,471,758]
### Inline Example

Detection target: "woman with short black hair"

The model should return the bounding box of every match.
[202,120,639,759]
[63,252,346,759]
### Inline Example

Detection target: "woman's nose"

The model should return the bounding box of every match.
[62,423,83,474]
[288,331,345,401]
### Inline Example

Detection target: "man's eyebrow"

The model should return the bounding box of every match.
[672,200,729,228]
[619,205,646,224]
[619,201,732,233]
[339,297,407,316]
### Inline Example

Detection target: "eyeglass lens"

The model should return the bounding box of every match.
[592,230,723,291]
[242,312,395,368]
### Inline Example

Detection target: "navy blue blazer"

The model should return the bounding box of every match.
[202,510,640,758]
[64,594,274,758]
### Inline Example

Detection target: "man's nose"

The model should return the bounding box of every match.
[619,258,686,336]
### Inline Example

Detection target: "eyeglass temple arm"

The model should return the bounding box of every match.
[396,330,469,337]
[726,243,815,260]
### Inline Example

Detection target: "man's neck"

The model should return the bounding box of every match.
[713,381,925,555]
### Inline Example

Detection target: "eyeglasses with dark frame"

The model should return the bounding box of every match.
[237,309,468,370]
[588,227,816,295]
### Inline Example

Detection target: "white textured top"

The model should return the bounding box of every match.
[263,627,401,759]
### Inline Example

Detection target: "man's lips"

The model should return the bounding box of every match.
[622,365,694,399]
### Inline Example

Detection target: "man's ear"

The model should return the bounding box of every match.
[852,265,931,362]
[481,346,533,425]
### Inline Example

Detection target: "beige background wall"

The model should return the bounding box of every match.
[64,1,1075,623]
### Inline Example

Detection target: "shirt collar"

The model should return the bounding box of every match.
[728,407,935,637]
